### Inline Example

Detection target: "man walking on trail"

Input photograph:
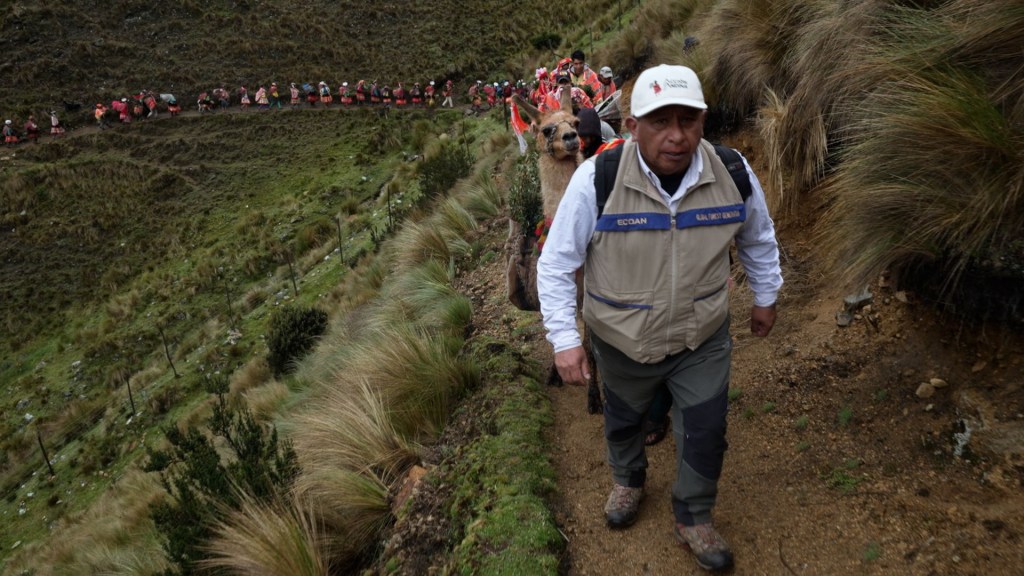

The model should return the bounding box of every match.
[537,64,782,572]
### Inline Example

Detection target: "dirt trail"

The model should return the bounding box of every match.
[484,209,1024,575]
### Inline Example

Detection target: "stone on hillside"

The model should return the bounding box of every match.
[916,382,936,399]
[971,360,987,373]
[930,378,949,389]
[843,290,874,312]
[894,291,909,303]
[836,311,852,327]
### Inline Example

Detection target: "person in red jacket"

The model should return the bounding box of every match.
[394,82,407,106]
[23,116,39,143]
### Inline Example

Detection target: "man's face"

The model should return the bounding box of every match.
[598,75,611,86]
[571,59,585,75]
[625,105,705,177]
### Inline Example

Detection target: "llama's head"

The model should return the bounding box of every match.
[512,89,580,162]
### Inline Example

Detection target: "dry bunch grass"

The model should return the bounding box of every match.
[819,0,1024,291]
[201,493,332,576]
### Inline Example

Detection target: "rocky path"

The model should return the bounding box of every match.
[512,223,1024,575]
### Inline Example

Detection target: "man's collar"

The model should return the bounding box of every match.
[635,146,704,195]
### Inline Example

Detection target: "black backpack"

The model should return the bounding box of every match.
[594,141,752,217]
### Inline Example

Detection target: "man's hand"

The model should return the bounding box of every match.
[553,346,591,386]
[750,304,777,337]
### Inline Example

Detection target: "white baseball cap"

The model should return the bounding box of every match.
[599,66,614,79]
[629,64,706,118]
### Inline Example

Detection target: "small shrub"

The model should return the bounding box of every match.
[837,406,854,428]
[795,415,809,430]
[530,31,561,51]
[761,401,776,414]
[419,141,473,200]
[864,542,881,562]
[727,387,743,402]
[266,305,329,377]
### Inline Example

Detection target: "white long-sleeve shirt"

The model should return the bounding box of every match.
[537,144,783,354]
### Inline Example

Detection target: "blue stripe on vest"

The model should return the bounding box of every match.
[595,212,672,232]
[587,291,654,310]
[676,204,746,229]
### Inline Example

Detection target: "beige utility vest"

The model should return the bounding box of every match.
[583,139,745,364]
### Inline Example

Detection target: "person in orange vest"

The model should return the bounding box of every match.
[95,103,110,128]
[468,80,483,114]
[596,66,616,104]
[567,49,603,100]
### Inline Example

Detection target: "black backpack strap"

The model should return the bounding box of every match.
[711,143,752,203]
[595,142,750,217]
[594,143,625,218]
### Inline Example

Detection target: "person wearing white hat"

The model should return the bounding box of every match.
[537,64,782,573]
[596,65,617,104]
[3,119,17,145]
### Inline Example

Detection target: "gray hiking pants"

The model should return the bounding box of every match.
[592,318,731,526]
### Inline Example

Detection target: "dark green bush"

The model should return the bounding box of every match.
[146,388,299,576]
[266,305,329,376]
[531,31,561,51]
[419,142,474,201]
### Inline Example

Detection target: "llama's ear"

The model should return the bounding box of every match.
[512,93,541,123]
[559,86,573,111]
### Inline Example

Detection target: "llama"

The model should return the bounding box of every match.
[505,87,580,312]
[504,88,602,413]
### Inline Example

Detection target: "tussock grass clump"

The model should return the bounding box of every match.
[819,1,1024,310]
[202,494,331,576]
[345,326,480,440]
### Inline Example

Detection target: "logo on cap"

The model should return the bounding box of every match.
[651,81,662,96]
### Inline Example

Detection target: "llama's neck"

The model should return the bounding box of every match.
[540,155,581,219]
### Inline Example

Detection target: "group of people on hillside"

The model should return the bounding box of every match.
[3,111,66,145]
[3,52,622,143]
[217,78,462,112]
[529,49,617,113]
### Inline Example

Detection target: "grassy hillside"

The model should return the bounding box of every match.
[0,0,626,118]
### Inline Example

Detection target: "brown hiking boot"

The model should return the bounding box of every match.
[604,484,643,528]
[675,523,734,572]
